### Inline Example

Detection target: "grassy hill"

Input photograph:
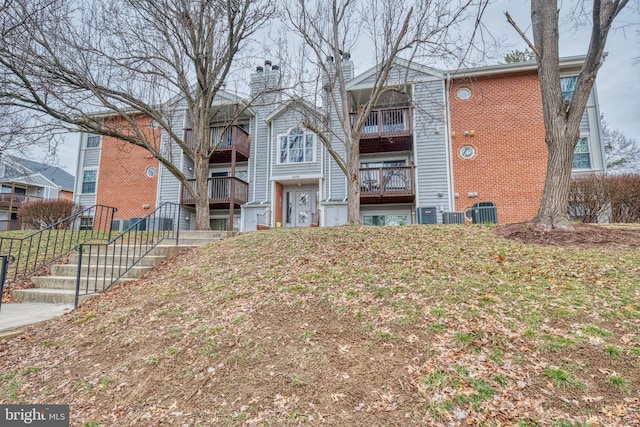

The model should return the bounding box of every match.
[1,225,639,426]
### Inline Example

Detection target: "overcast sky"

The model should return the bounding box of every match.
[51,0,639,175]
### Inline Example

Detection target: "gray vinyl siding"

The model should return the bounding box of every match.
[247,71,279,204]
[157,107,187,205]
[413,80,449,222]
[271,110,322,178]
[74,133,101,208]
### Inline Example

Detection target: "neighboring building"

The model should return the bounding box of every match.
[0,154,75,230]
[74,114,161,231]
[75,55,606,231]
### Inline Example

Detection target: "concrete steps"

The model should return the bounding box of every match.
[11,231,229,305]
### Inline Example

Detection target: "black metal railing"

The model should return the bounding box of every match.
[257,209,271,229]
[0,255,14,313]
[0,204,117,285]
[74,202,181,307]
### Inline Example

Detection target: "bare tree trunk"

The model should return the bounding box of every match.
[193,151,210,230]
[346,143,360,223]
[532,129,578,231]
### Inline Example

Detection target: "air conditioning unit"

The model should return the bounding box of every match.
[416,207,438,224]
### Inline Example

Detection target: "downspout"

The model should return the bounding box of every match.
[444,72,455,212]
[249,113,258,203]
[262,119,271,204]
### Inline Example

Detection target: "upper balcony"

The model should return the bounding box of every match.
[184,125,250,163]
[181,177,249,209]
[350,107,413,154]
[359,165,415,204]
[0,192,42,208]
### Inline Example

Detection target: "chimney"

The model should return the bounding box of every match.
[271,65,279,71]
[264,60,272,71]
[256,66,264,73]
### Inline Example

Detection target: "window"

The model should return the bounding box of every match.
[363,214,407,226]
[79,217,94,230]
[86,135,101,148]
[81,170,97,193]
[457,87,472,100]
[560,76,578,101]
[146,166,156,177]
[572,137,591,169]
[278,127,315,164]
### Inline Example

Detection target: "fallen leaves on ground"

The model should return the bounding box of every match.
[1,224,639,426]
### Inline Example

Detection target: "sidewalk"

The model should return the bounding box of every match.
[0,302,73,334]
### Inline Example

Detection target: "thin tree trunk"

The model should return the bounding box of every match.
[346,141,361,224]
[194,152,211,230]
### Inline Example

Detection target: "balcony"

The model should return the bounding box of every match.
[181,177,249,209]
[0,193,42,208]
[350,107,413,154]
[359,166,415,204]
[184,125,250,163]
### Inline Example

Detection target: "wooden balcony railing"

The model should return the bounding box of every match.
[0,193,42,208]
[350,107,412,139]
[184,125,250,158]
[359,166,415,200]
[181,177,249,206]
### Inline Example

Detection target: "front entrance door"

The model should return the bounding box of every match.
[284,187,317,227]
[294,190,313,226]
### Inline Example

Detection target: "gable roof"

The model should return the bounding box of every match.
[347,58,445,90]
[2,155,75,191]
[264,98,327,123]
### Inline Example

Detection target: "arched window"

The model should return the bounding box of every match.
[278,127,315,164]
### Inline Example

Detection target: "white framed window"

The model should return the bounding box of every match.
[572,137,591,169]
[146,166,157,177]
[86,134,101,148]
[81,169,97,194]
[560,76,578,101]
[277,127,315,164]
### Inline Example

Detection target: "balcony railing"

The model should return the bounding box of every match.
[359,166,415,200]
[184,125,250,158]
[350,107,412,139]
[181,177,249,206]
[0,193,42,208]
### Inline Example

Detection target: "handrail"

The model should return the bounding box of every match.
[74,202,182,307]
[0,204,117,285]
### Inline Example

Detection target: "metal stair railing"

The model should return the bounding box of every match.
[0,204,117,286]
[74,202,182,307]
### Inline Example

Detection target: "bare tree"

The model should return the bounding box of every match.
[0,0,275,230]
[284,0,488,224]
[506,0,630,231]
[602,118,640,172]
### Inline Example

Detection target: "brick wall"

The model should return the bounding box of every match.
[450,71,548,224]
[95,115,160,220]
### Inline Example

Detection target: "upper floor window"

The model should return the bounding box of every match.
[572,137,591,169]
[278,127,315,164]
[86,134,101,148]
[560,76,578,101]
[81,169,97,193]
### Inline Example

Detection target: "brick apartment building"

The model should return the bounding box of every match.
[75,56,605,230]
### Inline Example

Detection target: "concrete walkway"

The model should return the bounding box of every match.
[0,302,73,335]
